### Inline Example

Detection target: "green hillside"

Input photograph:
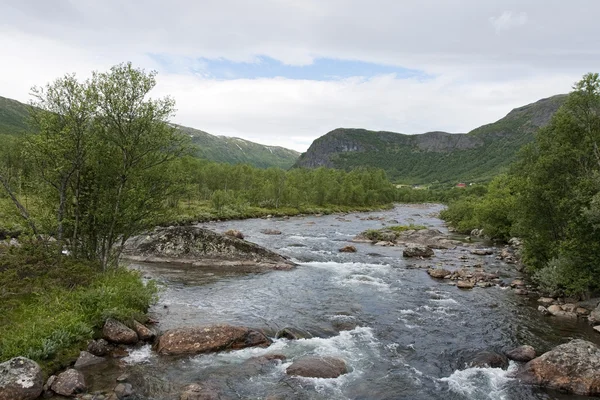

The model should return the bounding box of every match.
[0,95,300,169]
[294,95,567,183]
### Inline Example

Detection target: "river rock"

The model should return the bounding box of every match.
[260,229,282,235]
[180,383,224,400]
[457,280,475,289]
[132,320,155,341]
[87,339,113,356]
[520,339,600,395]
[114,383,134,399]
[157,325,271,355]
[50,369,86,397]
[403,243,434,258]
[513,288,528,295]
[588,304,600,324]
[338,245,357,253]
[275,327,312,340]
[468,351,509,369]
[470,248,493,256]
[537,297,555,306]
[510,279,525,287]
[103,318,139,344]
[286,356,348,378]
[547,305,577,319]
[0,357,43,400]
[224,229,244,240]
[123,226,295,271]
[506,345,536,362]
[74,351,105,369]
[427,268,450,279]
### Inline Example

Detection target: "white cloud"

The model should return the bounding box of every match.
[490,11,529,32]
[0,1,597,152]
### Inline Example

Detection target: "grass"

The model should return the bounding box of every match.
[0,241,157,374]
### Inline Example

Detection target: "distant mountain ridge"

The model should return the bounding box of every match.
[0,95,300,169]
[294,94,567,183]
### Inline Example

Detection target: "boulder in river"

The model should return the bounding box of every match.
[520,339,600,395]
[456,280,475,289]
[132,320,155,341]
[468,351,509,369]
[403,243,434,258]
[0,357,43,400]
[338,245,357,253]
[87,338,113,356]
[506,345,536,362]
[260,229,282,235]
[546,305,577,319]
[157,325,272,355]
[74,351,105,369]
[179,382,224,400]
[224,229,244,240]
[427,268,450,279]
[123,226,295,272]
[103,318,139,344]
[50,369,86,397]
[286,356,348,378]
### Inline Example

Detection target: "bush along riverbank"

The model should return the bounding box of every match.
[0,240,157,378]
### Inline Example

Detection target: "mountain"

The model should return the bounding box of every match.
[294,94,567,183]
[0,95,300,169]
[174,125,299,169]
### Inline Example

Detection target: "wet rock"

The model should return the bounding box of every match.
[132,320,155,342]
[403,243,434,258]
[427,268,450,279]
[224,229,244,240]
[547,305,577,319]
[513,288,528,296]
[260,229,282,235]
[576,307,590,316]
[275,327,312,340]
[74,351,106,369]
[538,306,550,315]
[457,280,475,289]
[330,315,358,332]
[114,383,134,399]
[87,339,113,356]
[520,339,600,395]
[468,351,509,369]
[470,248,493,256]
[374,241,394,247]
[562,303,577,313]
[50,369,86,397]
[123,226,295,271]
[506,345,536,362]
[0,357,43,400]
[180,383,224,400]
[286,356,348,378]
[103,318,138,344]
[157,325,271,355]
[338,245,357,253]
[537,297,555,306]
[588,304,600,325]
[510,279,525,287]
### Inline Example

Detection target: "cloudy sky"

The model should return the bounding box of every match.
[0,1,597,151]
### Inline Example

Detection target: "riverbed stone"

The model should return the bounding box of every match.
[427,268,450,279]
[87,339,113,356]
[468,351,509,369]
[0,357,43,400]
[157,325,272,355]
[588,304,600,325]
[132,320,155,341]
[224,229,244,239]
[179,383,225,400]
[260,229,282,235]
[403,243,434,258]
[457,280,475,289]
[506,345,536,362]
[470,248,493,256]
[103,318,139,344]
[520,339,600,395]
[547,305,577,319]
[537,297,555,306]
[50,369,86,397]
[338,245,357,253]
[114,383,134,399]
[74,351,106,369]
[286,356,348,378]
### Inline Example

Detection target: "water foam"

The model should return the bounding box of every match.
[123,344,154,364]
[440,362,517,400]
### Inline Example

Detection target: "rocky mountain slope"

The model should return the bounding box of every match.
[0,95,300,169]
[294,95,567,183]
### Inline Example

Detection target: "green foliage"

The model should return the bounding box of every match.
[0,242,156,366]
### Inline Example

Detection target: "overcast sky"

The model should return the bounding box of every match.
[1,1,597,151]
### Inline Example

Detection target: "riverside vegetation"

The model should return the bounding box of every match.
[0,63,398,371]
[441,73,600,298]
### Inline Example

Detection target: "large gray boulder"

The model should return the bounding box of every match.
[50,369,86,397]
[506,345,536,362]
[157,325,272,356]
[0,357,43,400]
[403,243,434,258]
[286,356,348,378]
[103,318,139,344]
[520,339,600,395]
[123,226,295,272]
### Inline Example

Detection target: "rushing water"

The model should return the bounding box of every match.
[82,204,600,400]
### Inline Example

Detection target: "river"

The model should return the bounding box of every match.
[83,204,600,400]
